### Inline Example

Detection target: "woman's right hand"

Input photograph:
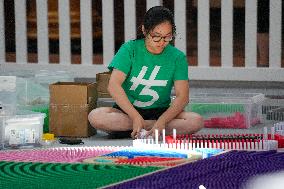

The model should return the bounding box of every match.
[131,115,145,139]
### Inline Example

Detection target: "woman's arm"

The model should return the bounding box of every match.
[147,80,189,135]
[108,69,145,138]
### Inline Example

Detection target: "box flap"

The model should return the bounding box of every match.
[96,71,111,82]
[87,83,97,107]
[96,72,111,93]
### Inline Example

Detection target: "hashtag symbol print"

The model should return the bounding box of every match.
[130,66,167,107]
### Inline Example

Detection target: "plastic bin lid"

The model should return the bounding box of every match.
[15,110,46,117]
[4,110,45,125]
[188,93,265,104]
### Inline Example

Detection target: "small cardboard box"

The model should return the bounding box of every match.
[96,71,111,97]
[49,82,97,137]
[97,92,112,98]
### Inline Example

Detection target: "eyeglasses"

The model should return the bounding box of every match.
[149,33,173,42]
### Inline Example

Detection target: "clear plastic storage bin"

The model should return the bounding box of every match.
[184,93,265,129]
[0,104,16,117]
[0,110,45,149]
[0,76,17,116]
[34,70,74,88]
[266,107,284,121]
[262,95,284,121]
[16,77,50,106]
[1,70,74,107]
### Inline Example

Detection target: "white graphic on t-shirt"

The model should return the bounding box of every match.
[130,66,167,107]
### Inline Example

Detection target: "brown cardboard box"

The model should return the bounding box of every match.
[96,71,111,95]
[97,92,112,98]
[49,82,97,137]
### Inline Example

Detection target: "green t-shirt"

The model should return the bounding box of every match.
[108,39,188,109]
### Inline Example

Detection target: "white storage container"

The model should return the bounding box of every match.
[0,110,45,149]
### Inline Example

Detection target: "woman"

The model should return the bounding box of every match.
[88,6,203,139]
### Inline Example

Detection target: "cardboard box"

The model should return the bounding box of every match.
[98,92,112,98]
[49,82,97,137]
[96,71,111,95]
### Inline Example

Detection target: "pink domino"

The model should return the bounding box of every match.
[0,146,123,163]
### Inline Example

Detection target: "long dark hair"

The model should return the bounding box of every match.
[137,6,176,40]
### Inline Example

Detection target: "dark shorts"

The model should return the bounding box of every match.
[113,104,168,120]
[257,0,269,33]
[108,104,168,139]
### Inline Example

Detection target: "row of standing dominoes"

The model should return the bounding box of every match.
[133,137,278,151]
[133,128,279,151]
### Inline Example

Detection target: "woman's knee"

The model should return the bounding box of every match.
[185,112,204,131]
[193,113,204,130]
[88,107,110,127]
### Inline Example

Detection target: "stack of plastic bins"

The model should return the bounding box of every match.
[18,70,74,133]
[0,76,17,149]
[1,110,45,149]
[0,76,17,115]
[184,93,265,129]
[16,77,49,133]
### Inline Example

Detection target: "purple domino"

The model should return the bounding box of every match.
[107,150,284,189]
